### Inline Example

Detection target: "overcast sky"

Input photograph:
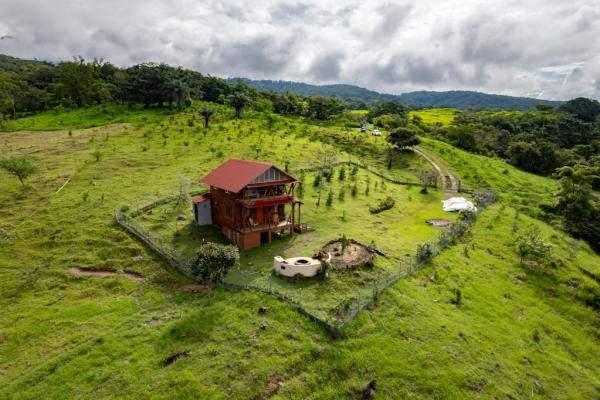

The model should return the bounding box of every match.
[1,0,599,100]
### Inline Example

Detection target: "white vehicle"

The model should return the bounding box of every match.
[371,129,381,136]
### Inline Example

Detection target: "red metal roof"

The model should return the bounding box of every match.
[200,159,295,193]
[192,194,210,203]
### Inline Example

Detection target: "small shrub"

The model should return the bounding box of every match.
[341,234,349,253]
[0,156,37,187]
[369,196,395,214]
[191,243,239,283]
[351,183,358,198]
[416,242,434,263]
[92,150,102,162]
[296,182,304,198]
[82,192,89,202]
[313,173,322,187]
[338,187,346,201]
[515,227,553,266]
[452,288,463,305]
[338,166,346,181]
[326,190,333,207]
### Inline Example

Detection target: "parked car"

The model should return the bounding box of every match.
[360,124,366,132]
[371,129,381,136]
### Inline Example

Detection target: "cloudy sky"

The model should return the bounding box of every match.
[1,0,599,100]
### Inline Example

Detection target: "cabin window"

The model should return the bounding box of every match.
[226,206,232,217]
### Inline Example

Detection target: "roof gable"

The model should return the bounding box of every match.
[200,159,295,193]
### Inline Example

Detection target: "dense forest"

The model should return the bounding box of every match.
[0,54,346,121]
[231,78,563,110]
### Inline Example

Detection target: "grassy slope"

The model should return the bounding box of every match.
[0,104,171,132]
[0,107,599,399]
[410,108,457,126]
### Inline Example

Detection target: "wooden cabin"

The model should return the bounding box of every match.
[194,159,303,250]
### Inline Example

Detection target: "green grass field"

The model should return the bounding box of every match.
[1,105,599,399]
[410,108,457,126]
[0,104,172,132]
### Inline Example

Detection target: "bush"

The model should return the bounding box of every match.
[313,173,322,187]
[326,190,333,207]
[416,243,434,263]
[515,227,553,266]
[369,196,395,214]
[0,156,38,187]
[191,242,239,283]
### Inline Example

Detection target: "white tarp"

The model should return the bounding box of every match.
[442,197,477,212]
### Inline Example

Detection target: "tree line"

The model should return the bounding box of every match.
[0,55,349,121]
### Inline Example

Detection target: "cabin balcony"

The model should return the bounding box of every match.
[239,219,294,233]
[236,194,294,208]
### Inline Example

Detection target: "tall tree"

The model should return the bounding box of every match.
[199,107,215,128]
[554,165,600,252]
[228,91,250,118]
[558,97,600,122]
[386,127,420,169]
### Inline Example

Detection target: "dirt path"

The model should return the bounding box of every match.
[413,146,460,192]
[68,267,144,282]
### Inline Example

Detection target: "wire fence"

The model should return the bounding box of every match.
[291,160,469,192]
[115,165,495,335]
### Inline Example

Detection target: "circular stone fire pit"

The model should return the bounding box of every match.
[320,238,374,270]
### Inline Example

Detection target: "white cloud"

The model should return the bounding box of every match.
[0,0,598,100]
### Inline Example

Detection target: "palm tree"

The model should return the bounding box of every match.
[228,92,250,118]
[200,107,215,128]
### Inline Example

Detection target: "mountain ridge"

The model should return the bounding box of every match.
[229,78,563,110]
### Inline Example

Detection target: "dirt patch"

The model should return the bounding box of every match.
[68,267,144,282]
[182,284,209,293]
[426,219,452,227]
[261,374,286,399]
[320,239,374,270]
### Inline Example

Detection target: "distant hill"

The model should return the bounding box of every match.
[0,54,53,73]
[230,78,563,111]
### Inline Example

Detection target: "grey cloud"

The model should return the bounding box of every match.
[0,0,598,100]
[373,2,413,37]
[460,15,524,65]
[270,3,311,21]
[309,52,345,81]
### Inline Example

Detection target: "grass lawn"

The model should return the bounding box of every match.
[0,105,598,399]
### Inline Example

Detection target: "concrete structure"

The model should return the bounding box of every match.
[273,256,323,278]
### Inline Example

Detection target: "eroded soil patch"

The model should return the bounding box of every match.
[68,267,143,282]
[426,219,452,227]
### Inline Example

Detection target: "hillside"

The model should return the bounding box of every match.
[1,104,599,399]
[0,54,53,73]
[231,78,563,110]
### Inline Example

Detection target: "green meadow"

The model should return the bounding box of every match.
[410,108,457,126]
[0,105,599,399]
